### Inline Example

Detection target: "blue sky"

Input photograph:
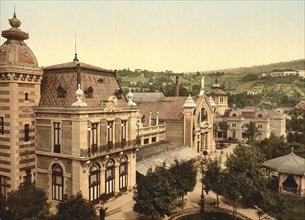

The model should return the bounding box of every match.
[0,1,304,72]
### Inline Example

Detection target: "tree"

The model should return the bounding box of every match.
[5,182,50,220]
[202,157,224,208]
[244,121,261,143]
[222,171,242,219]
[133,164,176,219]
[218,121,229,139]
[224,144,267,207]
[170,160,197,209]
[55,192,97,220]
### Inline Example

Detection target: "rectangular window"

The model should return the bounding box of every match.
[257,124,263,129]
[144,138,149,144]
[152,137,157,143]
[91,123,98,153]
[119,164,128,191]
[107,121,113,147]
[0,176,7,198]
[121,121,126,141]
[24,124,30,142]
[0,117,4,135]
[89,172,100,202]
[232,123,236,128]
[53,122,61,153]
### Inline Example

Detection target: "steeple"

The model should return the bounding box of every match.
[199,75,205,96]
[73,33,79,62]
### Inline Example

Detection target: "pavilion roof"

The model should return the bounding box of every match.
[263,151,305,176]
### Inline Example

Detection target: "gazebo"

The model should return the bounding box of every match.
[263,149,305,197]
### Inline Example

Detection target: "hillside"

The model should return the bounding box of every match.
[117,59,305,108]
[203,59,305,74]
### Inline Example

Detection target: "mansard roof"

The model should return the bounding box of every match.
[220,107,284,119]
[39,61,126,107]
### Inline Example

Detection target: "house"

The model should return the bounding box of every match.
[216,107,286,141]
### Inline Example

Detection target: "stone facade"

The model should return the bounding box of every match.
[216,107,286,141]
[0,13,43,196]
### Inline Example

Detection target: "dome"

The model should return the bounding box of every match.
[0,13,38,68]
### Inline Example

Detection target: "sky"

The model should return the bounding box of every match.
[0,0,304,73]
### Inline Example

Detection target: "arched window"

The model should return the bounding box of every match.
[232,113,237,117]
[52,164,63,201]
[201,108,208,122]
[258,114,263,118]
[119,156,128,192]
[105,159,115,196]
[89,163,100,202]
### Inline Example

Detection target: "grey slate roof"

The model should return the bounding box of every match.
[263,152,305,176]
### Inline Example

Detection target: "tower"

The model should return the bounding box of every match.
[0,12,42,196]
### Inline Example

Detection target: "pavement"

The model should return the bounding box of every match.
[103,144,274,220]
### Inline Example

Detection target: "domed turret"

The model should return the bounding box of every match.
[0,12,38,68]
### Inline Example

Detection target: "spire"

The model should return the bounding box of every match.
[71,84,87,107]
[199,75,205,96]
[183,94,196,108]
[73,33,79,62]
[14,4,16,18]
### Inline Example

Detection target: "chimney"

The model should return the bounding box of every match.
[175,75,180,97]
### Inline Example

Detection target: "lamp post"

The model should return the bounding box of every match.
[136,122,140,145]
[200,154,207,214]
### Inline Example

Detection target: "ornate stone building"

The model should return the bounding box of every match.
[137,76,216,154]
[0,13,140,205]
[216,107,286,141]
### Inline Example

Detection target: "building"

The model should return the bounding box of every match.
[263,149,305,197]
[136,76,216,154]
[205,79,229,116]
[0,13,140,205]
[216,106,286,141]
[270,70,298,77]
[297,70,305,78]
[0,12,43,196]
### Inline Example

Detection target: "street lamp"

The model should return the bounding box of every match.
[136,122,140,145]
[200,153,207,214]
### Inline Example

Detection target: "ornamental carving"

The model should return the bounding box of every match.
[36,113,71,118]
[104,96,119,112]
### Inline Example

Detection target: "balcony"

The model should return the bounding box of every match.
[139,124,166,136]
[80,139,138,158]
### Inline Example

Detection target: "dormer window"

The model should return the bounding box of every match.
[57,86,67,98]
[232,113,237,117]
[258,114,263,118]
[84,87,94,98]
[97,78,104,84]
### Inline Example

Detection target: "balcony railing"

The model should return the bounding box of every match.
[80,139,138,158]
[139,124,166,136]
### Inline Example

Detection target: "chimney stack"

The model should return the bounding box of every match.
[175,75,180,97]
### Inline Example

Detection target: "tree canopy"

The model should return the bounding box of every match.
[225,144,267,207]
[170,160,197,209]
[55,192,97,220]
[133,164,176,219]
[202,157,224,208]
[4,182,49,220]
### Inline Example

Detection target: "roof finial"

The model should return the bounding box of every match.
[291,147,294,154]
[14,4,16,17]
[73,32,79,62]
